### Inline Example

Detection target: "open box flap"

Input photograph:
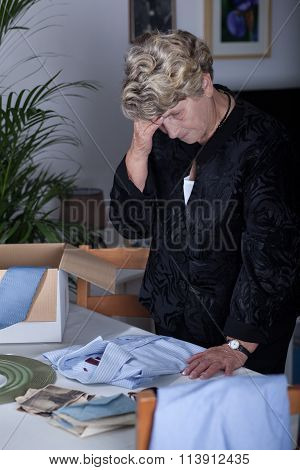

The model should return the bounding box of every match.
[0,243,66,268]
[60,248,116,293]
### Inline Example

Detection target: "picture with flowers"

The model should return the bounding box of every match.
[205,0,271,58]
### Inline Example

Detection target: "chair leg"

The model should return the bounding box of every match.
[77,245,91,308]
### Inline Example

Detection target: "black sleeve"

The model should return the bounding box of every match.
[109,154,157,240]
[223,134,300,344]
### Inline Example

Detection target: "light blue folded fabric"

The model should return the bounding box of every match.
[43,334,204,389]
[55,394,136,422]
[0,266,46,330]
[149,374,293,450]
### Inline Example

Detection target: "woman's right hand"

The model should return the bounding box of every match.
[125,117,163,192]
[128,117,164,159]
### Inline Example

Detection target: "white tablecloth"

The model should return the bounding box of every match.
[0,303,264,450]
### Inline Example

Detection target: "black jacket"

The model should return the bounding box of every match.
[110,89,300,368]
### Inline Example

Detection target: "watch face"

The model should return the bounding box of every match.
[229,339,240,350]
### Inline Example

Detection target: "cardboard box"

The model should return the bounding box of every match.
[0,243,116,344]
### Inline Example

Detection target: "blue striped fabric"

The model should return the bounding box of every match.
[43,335,204,389]
[0,266,46,330]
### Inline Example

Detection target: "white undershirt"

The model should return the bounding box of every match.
[183,176,195,204]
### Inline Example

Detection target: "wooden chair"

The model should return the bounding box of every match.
[76,245,150,318]
[136,385,300,450]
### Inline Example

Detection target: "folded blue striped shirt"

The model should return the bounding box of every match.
[43,335,204,389]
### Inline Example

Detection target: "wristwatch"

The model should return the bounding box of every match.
[226,339,251,358]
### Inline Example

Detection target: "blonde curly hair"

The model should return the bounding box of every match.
[121,30,214,121]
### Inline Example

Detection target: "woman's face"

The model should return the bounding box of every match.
[159,95,212,145]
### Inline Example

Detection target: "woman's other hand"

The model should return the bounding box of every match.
[182,344,248,379]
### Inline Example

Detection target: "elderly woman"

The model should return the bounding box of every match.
[110,30,299,378]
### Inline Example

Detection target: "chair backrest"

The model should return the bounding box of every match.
[76,245,150,317]
[136,385,300,450]
[136,389,157,450]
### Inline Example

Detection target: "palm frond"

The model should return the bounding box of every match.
[0,0,40,46]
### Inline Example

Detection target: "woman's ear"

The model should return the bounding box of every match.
[202,73,214,98]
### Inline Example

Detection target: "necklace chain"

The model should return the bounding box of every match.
[217,91,231,130]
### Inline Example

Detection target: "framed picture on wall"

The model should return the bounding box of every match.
[204,0,272,58]
[129,0,176,43]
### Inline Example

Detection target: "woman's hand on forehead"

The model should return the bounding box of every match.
[129,117,164,157]
[150,116,164,125]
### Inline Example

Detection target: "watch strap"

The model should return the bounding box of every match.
[237,344,251,358]
[226,340,251,358]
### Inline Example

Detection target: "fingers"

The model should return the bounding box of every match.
[184,360,221,379]
[186,351,205,363]
[134,116,163,136]
[186,347,220,364]
[131,117,163,156]
[225,362,234,376]
[152,116,164,126]
[182,358,210,377]
[189,360,211,379]
[199,363,222,379]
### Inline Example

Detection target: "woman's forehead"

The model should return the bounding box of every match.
[162,99,187,118]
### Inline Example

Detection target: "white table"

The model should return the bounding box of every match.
[0,303,262,450]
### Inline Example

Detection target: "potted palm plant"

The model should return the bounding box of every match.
[0,0,98,244]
